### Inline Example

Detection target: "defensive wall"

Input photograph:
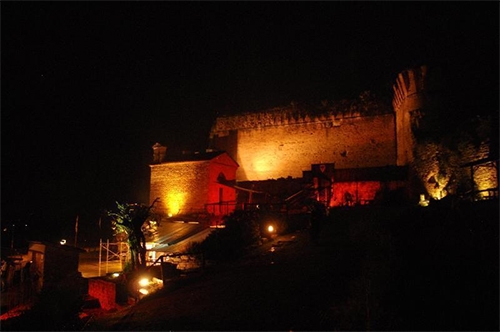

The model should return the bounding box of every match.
[151,65,496,207]
[150,161,210,215]
[210,93,397,182]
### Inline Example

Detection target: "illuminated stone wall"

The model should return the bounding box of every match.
[412,119,497,200]
[393,66,426,166]
[206,153,238,212]
[88,278,117,310]
[457,138,497,198]
[150,152,238,216]
[211,109,396,181]
[150,161,210,216]
[330,180,406,207]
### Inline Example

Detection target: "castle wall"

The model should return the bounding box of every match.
[392,65,445,167]
[206,153,238,215]
[457,138,497,198]
[150,161,210,216]
[212,113,396,181]
[150,152,238,217]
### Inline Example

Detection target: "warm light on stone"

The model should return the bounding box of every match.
[150,151,238,217]
[164,191,186,216]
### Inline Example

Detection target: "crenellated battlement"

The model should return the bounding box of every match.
[209,92,396,181]
[392,65,428,112]
[211,92,392,136]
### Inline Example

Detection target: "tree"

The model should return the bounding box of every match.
[107,199,159,272]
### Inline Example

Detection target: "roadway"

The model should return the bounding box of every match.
[78,221,213,278]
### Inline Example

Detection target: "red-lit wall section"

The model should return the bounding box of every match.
[150,152,238,217]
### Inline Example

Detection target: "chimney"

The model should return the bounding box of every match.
[152,143,167,164]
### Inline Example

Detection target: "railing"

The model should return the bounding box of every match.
[147,252,206,274]
[461,187,499,202]
[204,201,240,215]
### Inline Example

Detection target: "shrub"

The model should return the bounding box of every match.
[200,210,262,261]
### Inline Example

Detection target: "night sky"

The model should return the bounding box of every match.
[2,2,498,244]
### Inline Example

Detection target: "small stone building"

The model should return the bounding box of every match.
[150,65,497,211]
[150,146,239,217]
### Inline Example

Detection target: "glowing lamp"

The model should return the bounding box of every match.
[138,278,150,287]
[267,225,275,233]
[139,288,149,295]
[60,239,67,245]
[419,194,429,207]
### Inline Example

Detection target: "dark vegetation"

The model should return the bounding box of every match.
[389,200,499,330]
[83,199,498,331]
[325,200,498,330]
[190,209,288,261]
[2,200,498,331]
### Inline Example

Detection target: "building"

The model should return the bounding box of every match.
[150,65,498,214]
[150,149,238,217]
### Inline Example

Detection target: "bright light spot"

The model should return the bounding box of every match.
[112,273,120,278]
[60,239,67,245]
[138,278,150,287]
[139,288,149,295]
[419,194,429,207]
[210,225,226,228]
[168,213,173,218]
[255,159,272,174]
[267,225,275,233]
[165,192,186,215]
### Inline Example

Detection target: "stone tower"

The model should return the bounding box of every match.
[393,65,427,166]
[392,65,444,166]
[152,143,167,164]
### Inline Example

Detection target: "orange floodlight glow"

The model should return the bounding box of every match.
[165,191,186,215]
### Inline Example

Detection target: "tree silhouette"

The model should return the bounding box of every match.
[107,198,159,271]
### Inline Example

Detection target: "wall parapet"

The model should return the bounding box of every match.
[211,92,392,135]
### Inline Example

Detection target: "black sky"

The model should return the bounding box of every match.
[1,2,498,243]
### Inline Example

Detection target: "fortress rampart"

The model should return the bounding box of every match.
[152,65,496,207]
[210,95,396,181]
[392,65,440,166]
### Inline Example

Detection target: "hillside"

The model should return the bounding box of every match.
[87,201,499,331]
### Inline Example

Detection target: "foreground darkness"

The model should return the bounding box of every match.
[81,200,499,331]
[1,200,497,330]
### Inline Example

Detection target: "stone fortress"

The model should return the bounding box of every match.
[208,65,496,201]
[151,65,497,215]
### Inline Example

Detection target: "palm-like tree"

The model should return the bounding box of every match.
[107,198,159,271]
